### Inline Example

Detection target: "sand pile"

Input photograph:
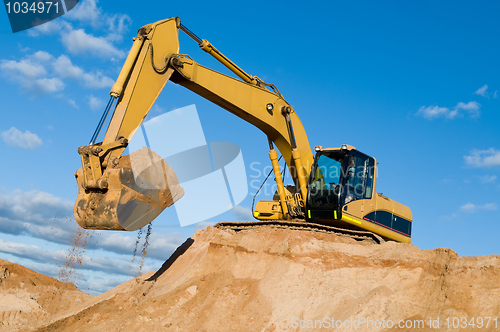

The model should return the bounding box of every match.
[0,259,93,331]
[2,226,500,331]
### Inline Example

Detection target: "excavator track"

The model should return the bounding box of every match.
[214,220,385,244]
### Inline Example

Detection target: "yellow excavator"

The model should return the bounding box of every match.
[74,17,412,243]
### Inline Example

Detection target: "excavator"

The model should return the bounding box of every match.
[74,17,412,244]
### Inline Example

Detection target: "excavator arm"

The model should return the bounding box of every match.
[75,17,313,231]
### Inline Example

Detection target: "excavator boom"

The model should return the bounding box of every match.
[74,17,313,231]
[74,17,412,243]
[75,18,185,231]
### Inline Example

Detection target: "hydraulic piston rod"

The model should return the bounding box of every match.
[179,23,259,85]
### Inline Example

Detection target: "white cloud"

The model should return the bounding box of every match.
[106,14,132,42]
[0,190,72,223]
[64,0,131,42]
[417,101,480,120]
[0,240,65,262]
[439,212,459,221]
[27,1,130,59]
[8,250,130,295]
[86,277,126,294]
[459,203,475,213]
[1,51,113,95]
[231,205,253,220]
[0,189,79,246]
[33,77,66,93]
[0,188,187,293]
[454,101,480,118]
[64,0,102,26]
[88,94,104,110]
[53,54,83,77]
[478,175,497,184]
[417,105,450,119]
[146,232,185,258]
[0,53,66,94]
[27,20,71,37]
[26,1,130,59]
[0,240,147,277]
[0,58,47,78]
[0,218,75,246]
[0,189,185,260]
[494,90,498,99]
[61,29,125,59]
[0,215,182,261]
[17,43,30,52]
[84,72,114,88]
[79,230,183,261]
[53,55,114,88]
[68,99,79,109]
[1,127,42,150]
[151,105,166,114]
[31,50,53,62]
[459,203,497,213]
[474,84,488,97]
[464,148,500,168]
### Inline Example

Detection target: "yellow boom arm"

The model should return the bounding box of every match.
[75,17,313,230]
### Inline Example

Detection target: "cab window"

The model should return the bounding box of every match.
[310,154,342,193]
[344,154,375,203]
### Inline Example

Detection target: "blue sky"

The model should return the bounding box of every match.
[1,0,499,293]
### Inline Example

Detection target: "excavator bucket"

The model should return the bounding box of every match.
[74,147,184,231]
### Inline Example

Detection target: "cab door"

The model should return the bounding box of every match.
[341,152,375,220]
[306,151,344,221]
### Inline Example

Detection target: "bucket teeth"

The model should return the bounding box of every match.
[74,147,184,231]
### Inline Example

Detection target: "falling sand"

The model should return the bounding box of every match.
[58,223,90,283]
[131,223,153,276]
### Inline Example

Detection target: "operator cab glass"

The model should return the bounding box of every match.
[307,149,375,220]
[307,151,344,209]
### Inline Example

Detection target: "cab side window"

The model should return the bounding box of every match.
[363,158,375,199]
[345,154,375,202]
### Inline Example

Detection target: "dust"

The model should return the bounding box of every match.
[130,223,153,276]
[132,228,143,260]
[59,221,90,283]
[138,223,153,273]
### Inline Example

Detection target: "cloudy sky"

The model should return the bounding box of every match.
[1,1,500,294]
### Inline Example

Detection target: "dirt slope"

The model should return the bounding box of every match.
[0,259,93,331]
[3,226,500,331]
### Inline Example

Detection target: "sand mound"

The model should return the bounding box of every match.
[3,226,500,331]
[0,259,93,331]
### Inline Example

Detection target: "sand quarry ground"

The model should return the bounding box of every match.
[1,226,500,331]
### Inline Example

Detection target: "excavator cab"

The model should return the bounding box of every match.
[307,146,375,221]
[306,145,412,243]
